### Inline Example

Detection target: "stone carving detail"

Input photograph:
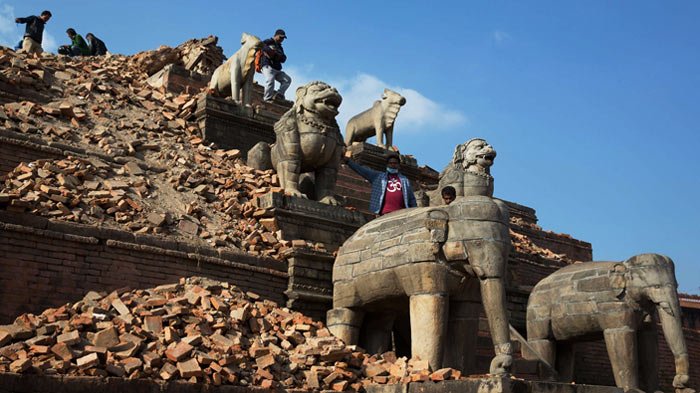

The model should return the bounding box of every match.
[345,88,406,148]
[208,32,262,106]
[247,81,345,205]
[328,139,513,375]
[525,254,694,393]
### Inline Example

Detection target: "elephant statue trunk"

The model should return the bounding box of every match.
[652,287,691,390]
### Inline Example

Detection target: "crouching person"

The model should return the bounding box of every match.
[58,28,90,56]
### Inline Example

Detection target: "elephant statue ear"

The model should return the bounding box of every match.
[609,263,627,298]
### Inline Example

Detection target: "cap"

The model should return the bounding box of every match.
[275,29,287,38]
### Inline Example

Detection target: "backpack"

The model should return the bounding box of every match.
[254,49,264,73]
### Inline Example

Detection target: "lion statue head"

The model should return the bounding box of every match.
[452,138,497,175]
[294,81,343,122]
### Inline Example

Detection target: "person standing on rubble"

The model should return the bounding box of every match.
[261,29,292,103]
[15,10,52,54]
[86,33,108,56]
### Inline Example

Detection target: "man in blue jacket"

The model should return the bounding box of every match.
[344,152,417,215]
[15,10,51,54]
[261,29,292,102]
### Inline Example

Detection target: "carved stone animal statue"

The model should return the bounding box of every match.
[345,88,406,148]
[328,139,513,375]
[247,81,345,205]
[208,32,262,106]
[429,138,496,206]
[525,254,694,393]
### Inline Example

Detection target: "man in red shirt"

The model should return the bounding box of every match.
[345,153,417,215]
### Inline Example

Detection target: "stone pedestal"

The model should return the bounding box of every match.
[255,192,367,320]
[195,95,275,153]
[256,192,367,250]
[284,247,335,321]
[365,378,622,393]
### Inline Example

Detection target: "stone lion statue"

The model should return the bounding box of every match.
[429,138,497,205]
[345,88,406,149]
[208,32,262,106]
[247,81,345,205]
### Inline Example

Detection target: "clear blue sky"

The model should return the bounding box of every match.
[3,1,699,293]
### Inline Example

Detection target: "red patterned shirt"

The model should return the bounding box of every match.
[381,174,405,215]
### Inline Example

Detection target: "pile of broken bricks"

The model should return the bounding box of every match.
[0,153,321,259]
[0,277,465,391]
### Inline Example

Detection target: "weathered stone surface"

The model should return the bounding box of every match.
[329,139,513,376]
[247,81,345,205]
[525,253,693,393]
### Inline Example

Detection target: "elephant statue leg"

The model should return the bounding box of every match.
[361,311,396,355]
[410,293,448,371]
[465,238,513,375]
[638,321,662,393]
[603,326,640,392]
[326,307,364,345]
[479,276,513,375]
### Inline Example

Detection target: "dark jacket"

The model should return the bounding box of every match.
[71,34,90,56]
[346,160,417,214]
[16,15,45,44]
[87,35,108,56]
[261,38,287,71]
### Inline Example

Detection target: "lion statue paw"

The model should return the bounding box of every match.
[488,354,512,376]
[319,195,343,206]
[285,189,308,199]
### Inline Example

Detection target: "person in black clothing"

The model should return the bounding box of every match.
[15,10,51,54]
[86,33,108,56]
[261,28,292,102]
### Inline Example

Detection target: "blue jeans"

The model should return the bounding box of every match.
[262,65,291,100]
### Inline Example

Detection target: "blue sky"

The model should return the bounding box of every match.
[2,1,699,293]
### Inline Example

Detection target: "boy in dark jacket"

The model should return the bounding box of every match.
[261,29,292,102]
[86,33,108,56]
[15,10,51,54]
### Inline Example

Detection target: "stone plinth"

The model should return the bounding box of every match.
[194,95,282,154]
[284,247,335,321]
[255,192,366,320]
[256,192,367,250]
[366,378,622,393]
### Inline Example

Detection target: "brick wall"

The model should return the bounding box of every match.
[0,372,311,393]
[0,135,63,181]
[0,211,288,324]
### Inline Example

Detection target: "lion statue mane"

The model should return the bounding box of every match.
[248,81,345,205]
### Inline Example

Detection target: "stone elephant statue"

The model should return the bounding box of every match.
[525,253,694,393]
[327,191,513,375]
